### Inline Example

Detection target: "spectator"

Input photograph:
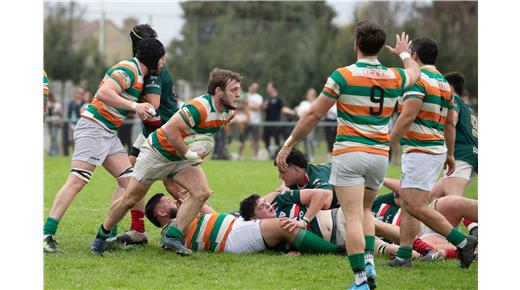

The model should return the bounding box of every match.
[324,104,337,156]
[46,92,63,156]
[239,82,263,160]
[80,90,93,114]
[64,86,85,154]
[295,88,318,162]
[263,81,292,159]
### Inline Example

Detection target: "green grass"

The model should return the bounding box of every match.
[44,143,477,289]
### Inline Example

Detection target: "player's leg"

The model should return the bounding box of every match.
[374,219,400,243]
[430,160,472,200]
[161,165,212,255]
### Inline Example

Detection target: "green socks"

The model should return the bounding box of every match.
[43,217,59,236]
[291,229,338,253]
[447,228,467,248]
[163,224,184,239]
[348,252,366,272]
[96,224,112,239]
[396,246,413,260]
[109,225,118,238]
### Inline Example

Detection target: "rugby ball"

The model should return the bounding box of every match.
[183,134,215,159]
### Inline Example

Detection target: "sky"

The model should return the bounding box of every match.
[72,0,361,45]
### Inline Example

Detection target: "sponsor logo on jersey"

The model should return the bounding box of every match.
[181,107,196,127]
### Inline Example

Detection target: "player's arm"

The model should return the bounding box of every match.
[142,75,162,109]
[389,96,423,144]
[162,113,200,164]
[142,93,160,109]
[276,95,335,170]
[384,32,421,88]
[263,191,281,204]
[297,189,333,227]
[96,78,154,118]
[444,108,457,175]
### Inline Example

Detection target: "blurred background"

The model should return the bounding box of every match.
[43,0,477,161]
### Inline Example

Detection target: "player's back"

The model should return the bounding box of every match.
[322,59,408,157]
[184,213,237,252]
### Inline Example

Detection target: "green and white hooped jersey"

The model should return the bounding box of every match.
[453,95,478,171]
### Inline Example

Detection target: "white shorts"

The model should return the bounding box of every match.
[331,208,347,246]
[72,118,126,166]
[401,152,445,192]
[330,152,388,190]
[132,141,191,185]
[223,219,266,254]
[132,133,147,150]
[442,160,476,181]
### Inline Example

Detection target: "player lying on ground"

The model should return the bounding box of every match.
[144,193,344,254]
[373,180,478,260]
[239,193,422,259]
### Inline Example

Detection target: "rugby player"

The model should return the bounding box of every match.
[387,37,477,268]
[43,38,164,252]
[144,194,342,255]
[90,68,241,256]
[276,21,420,290]
[429,72,478,200]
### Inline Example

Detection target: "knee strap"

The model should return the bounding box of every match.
[117,166,134,179]
[71,168,93,183]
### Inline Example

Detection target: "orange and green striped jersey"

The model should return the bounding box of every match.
[399,65,453,154]
[184,213,237,252]
[43,70,49,101]
[82,58,144,133]
[149,94,236,161]
[321,59,410,157]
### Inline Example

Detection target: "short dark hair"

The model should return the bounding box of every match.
[207,68,242,95]
[145,193,165,228]
[239,194,261,221]
[130,24,157,56]
[444,72,465,96]
[410,36,438,65]
[273,147,308,169]
[354,20,386,56]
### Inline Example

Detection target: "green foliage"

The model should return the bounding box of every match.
[44,148,477,289]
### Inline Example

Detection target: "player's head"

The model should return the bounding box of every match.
[130,24,157,56]
[136,38,166,76]
[410,36,438,65]
[354,20,386,56]
[145,193,179,228]
[444,72,465,96]
[239,194,276,221]
[207,68,242,110]
[274,147,308,187]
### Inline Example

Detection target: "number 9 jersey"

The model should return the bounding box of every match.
[321,59,411,157]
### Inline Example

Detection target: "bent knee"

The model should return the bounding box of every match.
[192,189,212,201]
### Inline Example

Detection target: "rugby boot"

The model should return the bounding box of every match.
[117,230,148,245]
[160,235,192,256]
[89,237,107,256]
[458,235,478,268]
[365,263,377,289]
[419,249,443,262]
[348,282,370,290]
[386,257,412,267]
[43,235,63,253]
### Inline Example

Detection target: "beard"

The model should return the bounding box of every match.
[219,97,237,110]
[167,207,178,219]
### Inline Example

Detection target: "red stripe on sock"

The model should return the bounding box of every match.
[413,238,437,255]
[131,210,145,233]
[445,248,459,259]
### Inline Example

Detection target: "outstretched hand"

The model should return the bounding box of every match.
[385,32,412,56]
[275,146,292,172]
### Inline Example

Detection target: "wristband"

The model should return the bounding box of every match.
[131,102,137,111]
[399,52,411,61]
[283,135,297,147]
[184,150,199,161]
[302,217,311,225]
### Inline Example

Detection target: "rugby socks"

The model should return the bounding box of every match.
[348,253,367,285]
[445,248,459,259]
[96,224,112,240]
[413,238,437,256]
[163,224,184,239]
[43,217,59,236]
[130,210,146,233]
[396,245,413,260]
[364,236,375,266]
[462,218,472,227]
[291,229,338,253]
[447,228,467,248]
[109,225,118,238]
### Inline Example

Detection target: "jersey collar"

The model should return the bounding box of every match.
[357,58,381,65]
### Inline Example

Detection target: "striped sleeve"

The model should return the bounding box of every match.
[143,75,161,95]
[321,69,345,100]
[179,100,207,128]
[403,80,426,101]
[448,94,455,110]
[393,67,410,89]
[108,66,136,90]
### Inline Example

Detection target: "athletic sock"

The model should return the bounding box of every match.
[163,224,184,239]
[445,248,459,259]
[109,225,118,238]
[413,238,437,255]
[290,229,338,253]
[130,210,146,233]
[348,253,367,285]
[43,217,59,236]
[462,217,473,227]
[447,228,467,248]
[364,236,375,265]
[396,245,413,260]
[96,224,112,240]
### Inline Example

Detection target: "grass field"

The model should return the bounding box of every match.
[44,144,477,289]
